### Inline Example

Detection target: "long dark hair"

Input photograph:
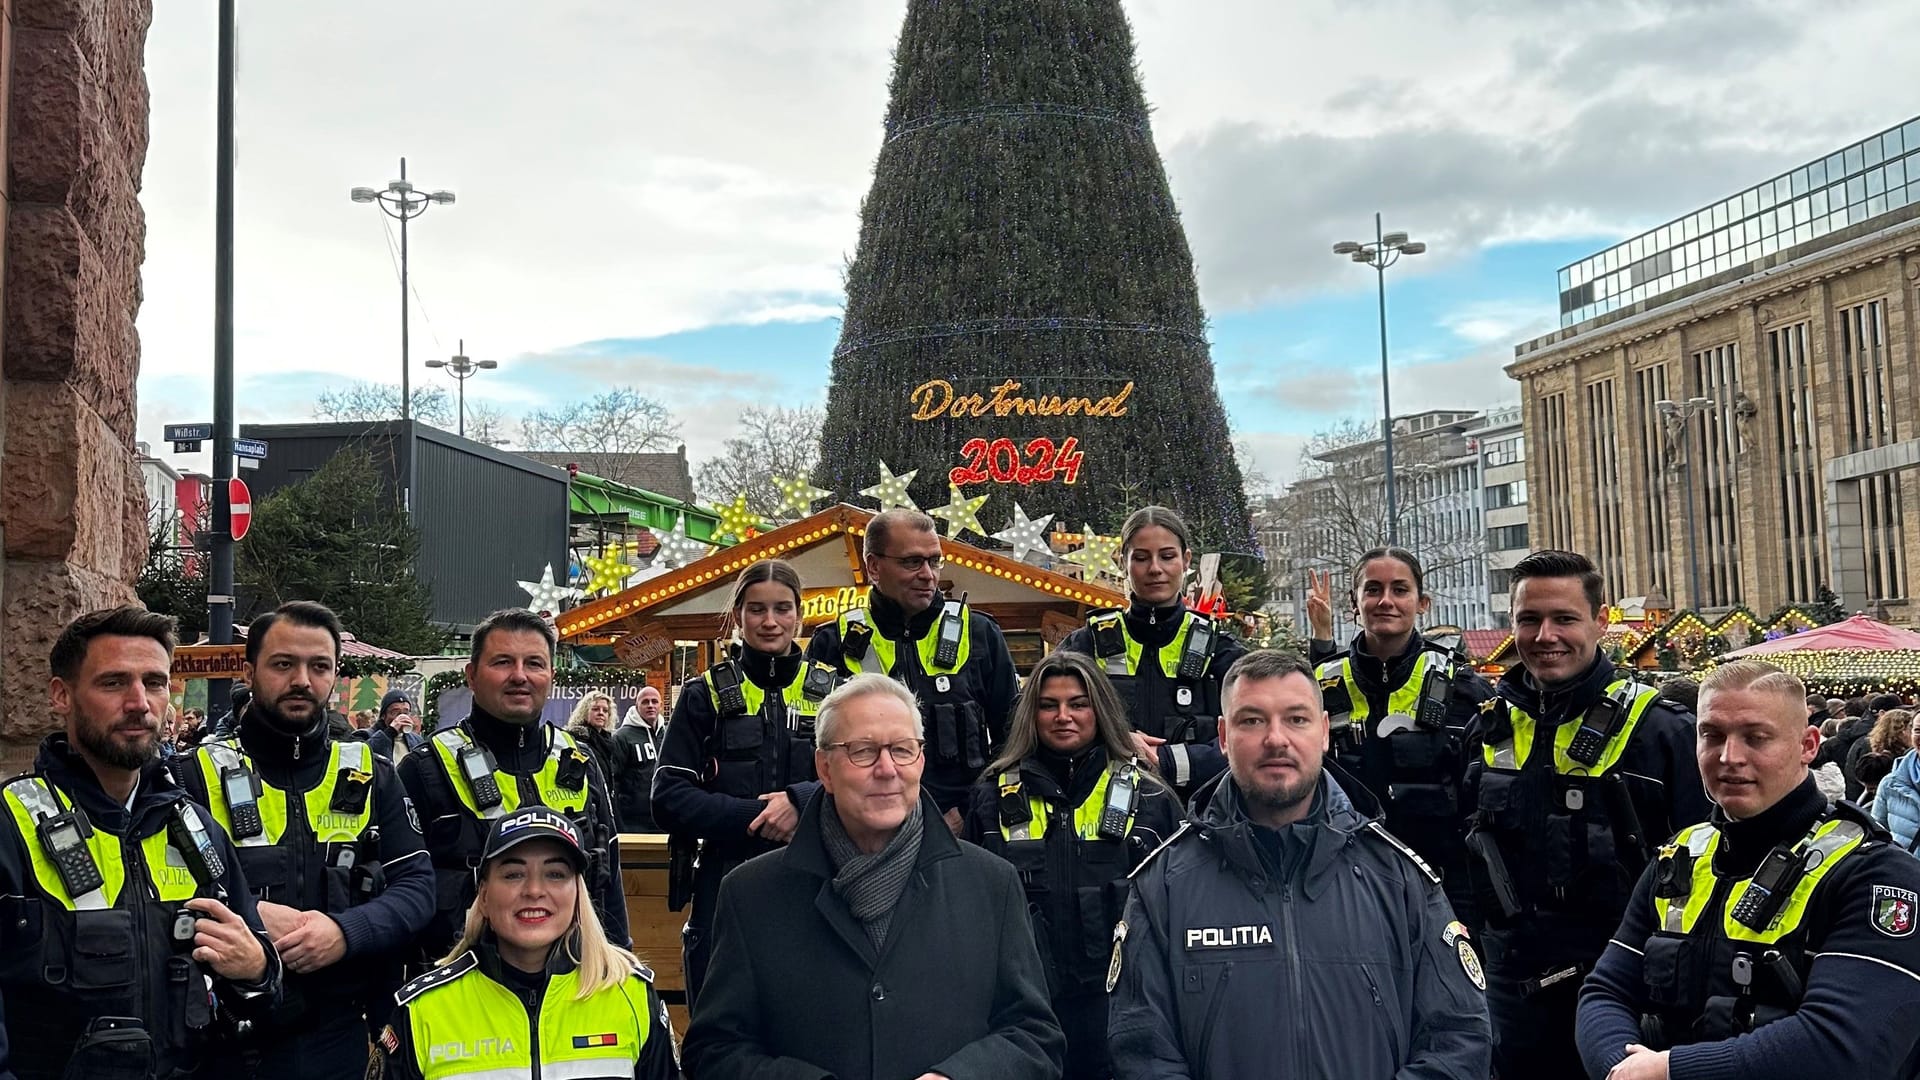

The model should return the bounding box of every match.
[984,652,1167,795]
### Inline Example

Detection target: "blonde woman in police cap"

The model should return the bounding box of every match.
[379,806,676,1079]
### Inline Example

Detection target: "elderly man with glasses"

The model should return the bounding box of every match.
[683,673,1065,1080]
[807,508,1020,835]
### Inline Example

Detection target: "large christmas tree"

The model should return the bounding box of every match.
[814,0,1255,552]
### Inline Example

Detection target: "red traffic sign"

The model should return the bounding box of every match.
[229,478,252,541]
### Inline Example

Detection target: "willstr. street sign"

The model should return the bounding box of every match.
[229,478,252,542]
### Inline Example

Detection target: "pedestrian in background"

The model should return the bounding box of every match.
[612,686,665,832]
[1872,710,1920,851]
[567,690,622,787]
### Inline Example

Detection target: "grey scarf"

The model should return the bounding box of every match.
[820,796,925,950]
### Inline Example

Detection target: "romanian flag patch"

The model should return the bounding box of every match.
[378,1026,400,1054]
[572,1033,620,1049]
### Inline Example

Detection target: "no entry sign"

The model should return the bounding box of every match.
[229,477,252,541]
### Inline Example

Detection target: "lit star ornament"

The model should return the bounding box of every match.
[517,563,584,614]
[650,512,713,570]
[860,461,919,512]
[771,475,834,518]
[1066,524,1124,580]
[582,552,638,595]
[992,503,1056,564]
[929,483,990,539]
[716,494,759,542]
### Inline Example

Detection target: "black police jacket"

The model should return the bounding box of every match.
[0,735,282,1080]
[395,709,629,962]
[175,707,434,1033]
[1580,773,1920,1079]
[610,721,663,833]
[805,590,1018,812]
[1109,766,1490,1079]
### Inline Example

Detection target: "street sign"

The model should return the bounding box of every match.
[164,423,214,442]
[172,440,203,454]
[229,478,252,541]
[233,438,268,460]
[238,457,259,471]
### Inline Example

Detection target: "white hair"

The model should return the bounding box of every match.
[816,672,923,747]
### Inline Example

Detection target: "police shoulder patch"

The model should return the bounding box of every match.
[1872,884,1918,937]
[379,1025,401,1055]
[1365,822,1441,885]
[630,957,657,984]
[395,951,479,1005]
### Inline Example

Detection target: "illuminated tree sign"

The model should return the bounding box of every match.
[908,378,1131,487]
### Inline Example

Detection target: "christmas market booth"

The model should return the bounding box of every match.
[554,503,1126,681]
[169,627,421,716]
[1710,614,1920,696]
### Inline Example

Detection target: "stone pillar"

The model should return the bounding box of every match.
[1,0,152,762]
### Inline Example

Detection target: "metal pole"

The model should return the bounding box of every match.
[399,157,411,421]
[1682,425,1704,609]
[207,0,237,722]
[1376,212,1397,547]
[457,341,468,438]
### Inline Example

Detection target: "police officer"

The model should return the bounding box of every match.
[1108,649,1490,1078]
[1578,659,1920,1079]
[806,508,1018,832]
[653,559,835,1005]
[611,687,664,832]
[1466,550,1709,1077]
[176,601,434,1077]
[0,607,281,1080]
[397,608,628,965]
[1304,546,1492,927]
[964,650,1182,1079]
[379,806,676,1080]
[1058,506,1246,797]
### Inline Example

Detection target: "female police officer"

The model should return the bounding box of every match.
[378,805,675,1079]
[965,650,1183,1079]
[1308,546,1492,925]
[1058,506,1246,796]
[651,558,838,1004]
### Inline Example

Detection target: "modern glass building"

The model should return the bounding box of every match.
[1558,116,1920,327]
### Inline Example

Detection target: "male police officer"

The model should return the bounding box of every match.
[0,607,280,1079]
[178,601,433,1078]
[1577,660,1920,1079]
[397,608,628,962]
[1467,551,1709,1076]
[1108,649,1490,1078]
[806,508,1018,831]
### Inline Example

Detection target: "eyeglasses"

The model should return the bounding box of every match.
[874,553,943,573]
[822,739,925,767]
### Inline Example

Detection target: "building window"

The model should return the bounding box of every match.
[1534,394,1574,549]
[1769,321,1824,602]
[1838,298,1907,600]
[1690,344,1744,608]
[1485,480,1527,509]
[1489,523,1530,550]
[1634,364,1674,602]
[1585,378,1628,596]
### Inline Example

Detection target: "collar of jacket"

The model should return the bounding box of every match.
[1123,599,1187,649]
[785,786,959,882]
[466,707,552,772]
[1498,649,1617,725]
[33,733,187,836]
[1344,630,1428,697]
[1022,744,1109,806]
[734,641,804,691]
[236,702,330,777]
[1709,772,1828,879]
[867,589,942,642]
[472,927,583,987]
[1186,760,1380,900]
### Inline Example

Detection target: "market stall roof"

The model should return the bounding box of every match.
[568,471,726,539]
[1720,614,1920,658]
[556,503,1126,645]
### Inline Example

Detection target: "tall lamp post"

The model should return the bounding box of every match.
[351,158,455,420]
[1657,396,1714,609]
[426,339,497,438]
[1334,215,1426,546]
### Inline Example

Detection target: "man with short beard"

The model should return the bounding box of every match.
[0,606,280,1079]
[1108,649,1490,1078]
[397,608,628,964]
[176,601,434,1078]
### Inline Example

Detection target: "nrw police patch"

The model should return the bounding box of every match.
[1873,884,1918,938]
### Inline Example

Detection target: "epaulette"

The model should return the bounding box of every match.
[1127,821,1194,880]
[394,950,478,1005]
[630,957,657,985]
[1364,821,1441,886]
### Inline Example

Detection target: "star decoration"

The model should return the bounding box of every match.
[992,503,1056,564]
[650,512,714,570]
[860,460,919,512]
[716,494,759,542]
[517,563,584,615]
[771,475,835,518]
[1066,524,1124,580]
[582,552,638,595]
[928,483,990,539]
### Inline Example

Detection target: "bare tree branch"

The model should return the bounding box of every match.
[312,382,455,429]
[520,388,684,485]
[695,405,825,516]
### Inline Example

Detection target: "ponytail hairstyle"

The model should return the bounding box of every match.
[445,864,640,998]
[1119,506,1195,557]
[717,558,805,641]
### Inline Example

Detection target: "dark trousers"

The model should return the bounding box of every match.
[211,1014,371,1080]
[681,862,728,1009]
[1056,989,1113,1080]
[1483,934,1587,1079]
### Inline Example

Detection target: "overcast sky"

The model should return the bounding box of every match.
[136,0,1920,491]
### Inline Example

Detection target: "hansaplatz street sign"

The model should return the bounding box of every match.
[233,438,268,460]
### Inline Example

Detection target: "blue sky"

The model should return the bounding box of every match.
[133,0,1920,495]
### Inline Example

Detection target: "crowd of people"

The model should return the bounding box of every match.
[5,503,1920,1078]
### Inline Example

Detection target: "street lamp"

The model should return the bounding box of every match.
[1334,214,1427,546]
[1656,396,1714,610]
[351,157,455,421]
[426,339,498,439]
